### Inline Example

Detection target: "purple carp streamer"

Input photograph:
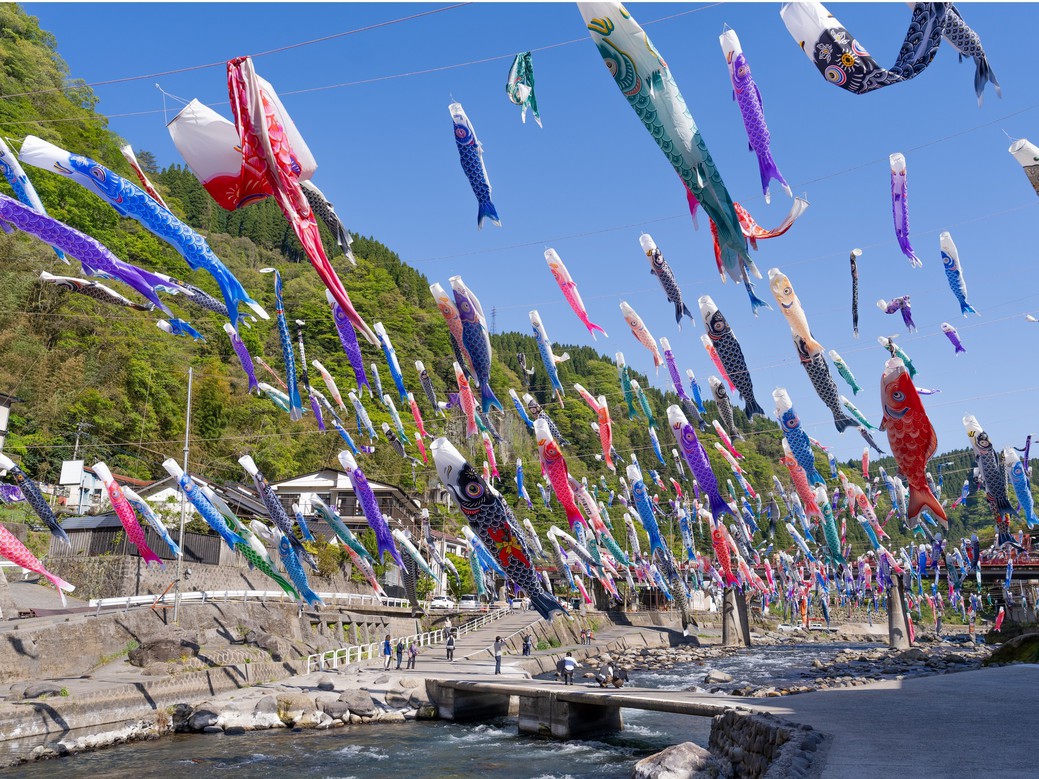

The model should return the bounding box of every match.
[781,1,949,95]
[326,289,369,392]
[890,153,921,268]
[719,26,791,205]
[0,193,173,313]
[223,323,259,392]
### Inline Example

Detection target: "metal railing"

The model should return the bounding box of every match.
[305,605,513,673]
[88,589,411,616]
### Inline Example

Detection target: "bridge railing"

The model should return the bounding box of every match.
[88,589,411,616]
[304,605,512,673]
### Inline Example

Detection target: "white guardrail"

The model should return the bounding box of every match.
[304,605,513,673]
[88,589,411,616]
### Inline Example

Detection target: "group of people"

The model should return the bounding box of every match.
[553,652,628,688]
[377,624,627,688]
[382,633,419,670]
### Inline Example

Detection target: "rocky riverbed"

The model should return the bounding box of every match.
[579,630,992,699]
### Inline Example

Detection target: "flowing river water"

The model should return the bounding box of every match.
[9,643,869,778]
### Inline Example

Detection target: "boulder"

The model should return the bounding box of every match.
[319,699,352,720]
[128,637,200,668]
[188,708,220,731]
[983,632,1039,666]
[21,683,64,700]
[253,695,278,714]
[276,693,315,725]
[703,670,733,684]
[385,689,412,709]
[338,689,377,718]
[632,741,722,779]
[316,676,336,692]
[415,703,438,720]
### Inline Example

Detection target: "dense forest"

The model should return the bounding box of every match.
[0,4,1028,559]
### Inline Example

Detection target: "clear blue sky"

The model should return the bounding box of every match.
[21,2,1039,462]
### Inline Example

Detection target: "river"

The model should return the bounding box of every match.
[9,643,867,778]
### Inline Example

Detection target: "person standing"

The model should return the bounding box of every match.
[587,628,594,645]
[579,629,586,645]
[493,636,505,675]
[395,638,405,670]
[383,634,392,670]
[522,634,532,656]
[562,651,579,685]
[446,630,456,662]
[407,641,418,670]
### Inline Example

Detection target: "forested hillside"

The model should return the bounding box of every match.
[0,4,1025,555]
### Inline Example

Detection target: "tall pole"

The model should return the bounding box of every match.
[173,367,193,625]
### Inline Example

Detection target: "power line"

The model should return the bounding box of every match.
[0,4,473,101]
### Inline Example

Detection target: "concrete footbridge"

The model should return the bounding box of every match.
[426,677,738,738]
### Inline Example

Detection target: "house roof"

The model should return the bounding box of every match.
[60,513,123,530]
[83,466,153,488]
[270,468,421,509]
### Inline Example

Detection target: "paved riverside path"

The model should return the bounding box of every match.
[416,665,1039,778]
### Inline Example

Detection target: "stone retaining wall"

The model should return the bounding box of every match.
[0,599,420,685]
[708,710,826,778]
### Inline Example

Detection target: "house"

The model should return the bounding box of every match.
[269,468,423,540]
[65,467,153,514]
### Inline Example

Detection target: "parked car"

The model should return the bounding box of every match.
[458,594,481,609]
[428,595,456,610]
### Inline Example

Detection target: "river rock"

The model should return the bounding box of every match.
[339,689,377,717]
[276,693,315,725]
[188,708,220,731]
[703,670,733,684]
[316,676,335,692]
[898,648,927,662]
[253,695,278,714]
[632,741,721,779]
[386,689,413,709]
[319,699,352,720]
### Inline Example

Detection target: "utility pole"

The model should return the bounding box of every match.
[72,422,92,514]
[173,367,193,626]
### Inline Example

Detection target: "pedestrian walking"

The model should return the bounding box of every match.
[383,634,392,670]
[493,636,505,675]
[395,638,405,670]
[446,631,456,662]
[407,642,418,670]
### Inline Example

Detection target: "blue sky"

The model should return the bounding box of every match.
[21,2,1039,462]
